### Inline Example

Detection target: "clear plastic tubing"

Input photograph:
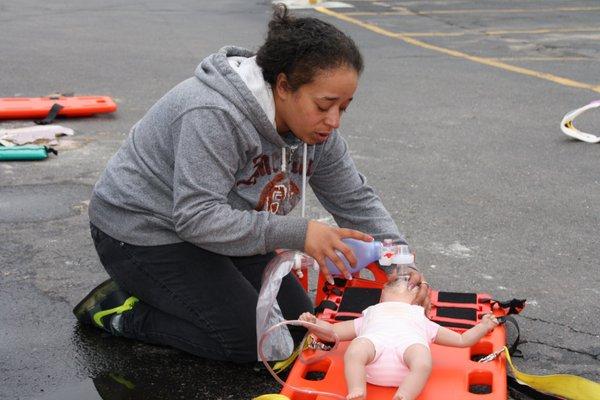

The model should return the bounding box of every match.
[258,320,346,400]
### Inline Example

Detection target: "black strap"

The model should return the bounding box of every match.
[44,146,58,156]
[35,103,64,125]
[493,298,527,315]
[499,314,524,357]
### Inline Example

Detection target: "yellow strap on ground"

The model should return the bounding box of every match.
[272,347,299,373]
[272,334,311,373]
[504,347,600,400]
[252,395,290,400]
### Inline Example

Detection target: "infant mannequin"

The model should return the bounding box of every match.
[299,278,499,400]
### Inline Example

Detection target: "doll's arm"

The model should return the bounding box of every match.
[298,312,357,342]
[434,313,499,347]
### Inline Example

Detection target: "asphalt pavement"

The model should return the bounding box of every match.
[1,1,599,399]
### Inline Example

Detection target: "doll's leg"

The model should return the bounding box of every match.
[344,337,376,400]
[393,344,432,400]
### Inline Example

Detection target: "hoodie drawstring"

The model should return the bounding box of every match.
[281,144,308,218]
[301,143,307,218]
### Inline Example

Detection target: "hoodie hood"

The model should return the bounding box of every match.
[227,55,276,128]
[194,46,287,148]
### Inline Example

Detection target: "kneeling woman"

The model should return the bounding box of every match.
[74,5,425,362]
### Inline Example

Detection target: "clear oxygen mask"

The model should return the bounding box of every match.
[379,240,415,282]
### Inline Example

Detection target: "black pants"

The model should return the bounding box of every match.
[90,223,313,362]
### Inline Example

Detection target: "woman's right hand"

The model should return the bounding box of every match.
[304,220,373,284]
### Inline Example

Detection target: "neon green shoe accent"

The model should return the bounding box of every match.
[93,296,139,329]
[109,373,135,390]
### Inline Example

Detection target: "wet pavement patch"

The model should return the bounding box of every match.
[35,380,102,400]
[46,324,283,400]
[37,367,279,400]
[0,183,92,223]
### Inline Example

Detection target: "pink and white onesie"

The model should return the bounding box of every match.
[352,302,440,387]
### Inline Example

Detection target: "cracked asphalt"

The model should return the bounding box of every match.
[1,1,598,399]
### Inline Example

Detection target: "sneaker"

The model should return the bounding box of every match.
[73,278,138,335]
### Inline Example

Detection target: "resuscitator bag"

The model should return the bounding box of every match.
[256,250,307,361]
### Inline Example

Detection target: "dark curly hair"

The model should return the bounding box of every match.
[256,4,363,91]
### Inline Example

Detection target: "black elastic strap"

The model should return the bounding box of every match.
[436,306,478,321]
[35,103,64,125]
[437,291,478,304]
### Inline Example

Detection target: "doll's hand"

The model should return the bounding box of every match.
[299,312,317,325]
[480,312,500,331]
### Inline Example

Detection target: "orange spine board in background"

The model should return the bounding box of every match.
[0,96,117,119]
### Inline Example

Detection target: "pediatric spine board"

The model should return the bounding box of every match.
[0,96,117,119]
[283,264,509,400]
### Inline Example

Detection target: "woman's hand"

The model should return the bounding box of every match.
[304,220,373,284]
[405,269,431,312]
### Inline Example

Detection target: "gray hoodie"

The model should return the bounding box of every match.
[89,46,404,256]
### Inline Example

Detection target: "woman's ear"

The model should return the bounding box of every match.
[274,73,291,100]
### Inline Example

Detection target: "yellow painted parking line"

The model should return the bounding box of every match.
[487,27,600,36]
[345,11,415,16]
[344,6,600,17]
[389,27,600,38]
[497,57,590,61]
[392,6,600,15]
[315,7,600,94]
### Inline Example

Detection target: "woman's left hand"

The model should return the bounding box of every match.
[407,268,431,312]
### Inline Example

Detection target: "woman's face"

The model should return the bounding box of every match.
[274,67,358,145]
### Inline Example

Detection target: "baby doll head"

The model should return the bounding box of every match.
[380,277,418,303]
